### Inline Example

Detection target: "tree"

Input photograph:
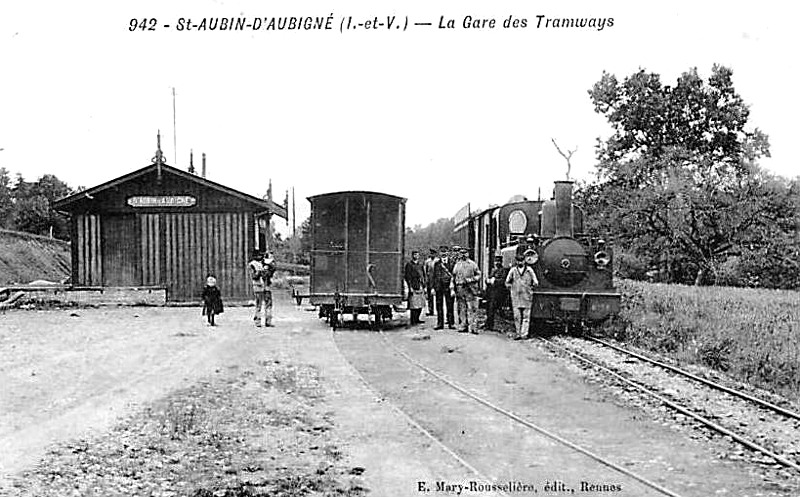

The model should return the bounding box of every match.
[0,168,14,229]
[12,174,73,239]
[551,138,577,180]
[405,218,458,256]
[581,65,797,287]
[299,217,312,261]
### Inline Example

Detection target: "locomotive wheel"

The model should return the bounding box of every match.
[529,318,548,337]
[566,321,585,336]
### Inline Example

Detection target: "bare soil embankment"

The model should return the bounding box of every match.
[0,229,70,285]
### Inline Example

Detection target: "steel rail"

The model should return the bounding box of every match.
[332,330,510,497]
[586,336,800,421]
[541,337,800,474]
[379,331,686,497]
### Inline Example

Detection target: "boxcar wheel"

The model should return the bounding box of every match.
[372,311,385,331]
[330,311,339,331]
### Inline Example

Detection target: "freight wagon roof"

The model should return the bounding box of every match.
[307,191,407,203]
[53,163,287,218]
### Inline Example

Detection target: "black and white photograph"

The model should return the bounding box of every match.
[1,1,798,495]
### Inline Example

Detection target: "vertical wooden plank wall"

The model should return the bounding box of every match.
[140,214,160,285]
[74,214,102,286]
[161,212,249,302]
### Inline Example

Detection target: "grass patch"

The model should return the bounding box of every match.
[608,280,800,399]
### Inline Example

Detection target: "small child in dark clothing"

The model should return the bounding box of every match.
[202,275,224,326]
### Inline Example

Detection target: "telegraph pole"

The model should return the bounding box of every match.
[172,87,177,167]
[292,187,296,239]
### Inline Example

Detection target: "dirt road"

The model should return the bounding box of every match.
[1,305,266,478]
[2,295,797,496]
[0,297,470,495]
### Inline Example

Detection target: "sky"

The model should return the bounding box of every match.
[1,1,797,238]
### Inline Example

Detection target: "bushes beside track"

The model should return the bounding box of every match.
[608,280,800,399]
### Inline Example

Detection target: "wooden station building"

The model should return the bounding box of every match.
[53,136,287,303]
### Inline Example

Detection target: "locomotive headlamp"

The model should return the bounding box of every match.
[594,250,611,268]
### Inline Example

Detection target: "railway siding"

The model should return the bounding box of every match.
[334,323,795,496]
[545,335,800,495]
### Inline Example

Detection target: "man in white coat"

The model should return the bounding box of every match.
[505,250,539,340]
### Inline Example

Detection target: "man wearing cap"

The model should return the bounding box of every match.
[404,250,426,325]
[431,246,455,330]
[423,248,437,317]
[448,246,462,326]
[505,250,539,340]
[451,248,481,334]
[484,254,508,331]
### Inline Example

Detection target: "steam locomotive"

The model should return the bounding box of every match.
[454,181,620,329]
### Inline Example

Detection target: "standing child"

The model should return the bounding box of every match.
[202,275,224,326]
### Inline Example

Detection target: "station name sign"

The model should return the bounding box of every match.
[127,195,197,207]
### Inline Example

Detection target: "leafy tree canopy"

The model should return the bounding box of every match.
[0,171,73,239]
[581,65,797,288]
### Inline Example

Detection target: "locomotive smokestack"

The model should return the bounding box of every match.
[554,180,573,237]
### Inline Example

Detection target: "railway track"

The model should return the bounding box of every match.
[335,328,689,497]
[586,336,800,422]
[539,336,800,475]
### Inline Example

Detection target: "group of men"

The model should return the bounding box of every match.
[404,245,539,339]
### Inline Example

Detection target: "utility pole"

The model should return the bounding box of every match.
[172,87,177,167]
[292,187,296,239]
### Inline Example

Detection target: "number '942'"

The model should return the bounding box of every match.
[129,18,157,31]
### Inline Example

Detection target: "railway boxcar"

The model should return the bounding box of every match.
[456,181,619,330]
[308,191,406,328]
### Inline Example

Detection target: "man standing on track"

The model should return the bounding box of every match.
[484,254,508,332]
[432,246,455,330]
[505,250,538,340]
[452,248,481,334]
